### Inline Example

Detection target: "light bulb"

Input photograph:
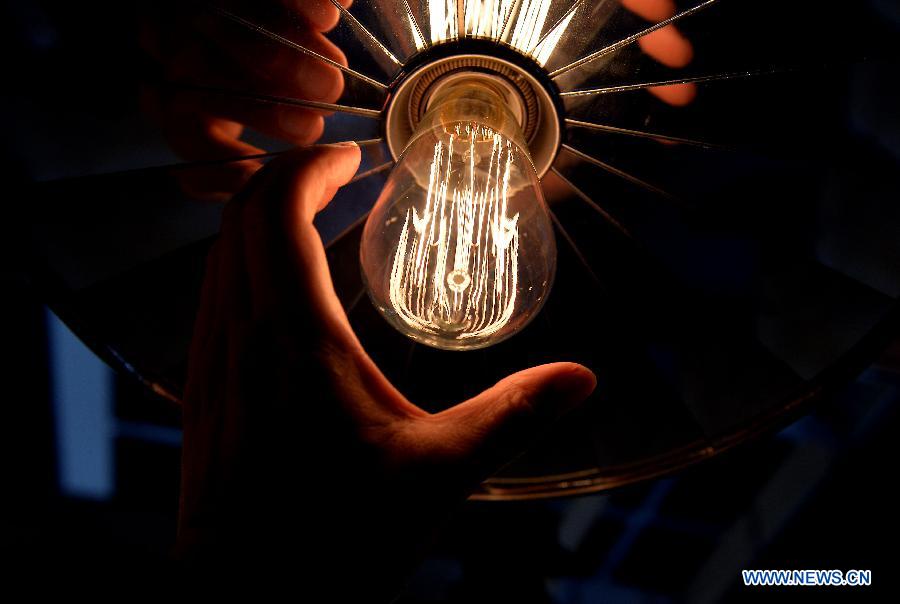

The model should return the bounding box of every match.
[361,77,556,350]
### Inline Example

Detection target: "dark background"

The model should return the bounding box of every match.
[3,1,900,600]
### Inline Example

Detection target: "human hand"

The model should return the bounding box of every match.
[140,1,352,200]
[177,143,597,598]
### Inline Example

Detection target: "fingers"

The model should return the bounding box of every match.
[621,0,698,106]
[142,2,347,200]
[638,26,693,68]
[647,82,697,106]
[160,84,328,149]
[230,144,362,346]
[279,144,362,222]
[420,363,597,487]
[156,33,336,142]
[620,0,676,22]
[142,87,265,200]
[195,10,348,103]
[282,0,354,32]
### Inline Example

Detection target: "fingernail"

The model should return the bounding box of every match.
[322,141,359,149]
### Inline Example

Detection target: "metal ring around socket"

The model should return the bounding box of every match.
[385,54,561,178]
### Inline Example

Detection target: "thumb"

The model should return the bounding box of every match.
[428,363,597,487]
[237,143,362,344]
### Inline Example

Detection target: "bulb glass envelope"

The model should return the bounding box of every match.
[362,80,556,350]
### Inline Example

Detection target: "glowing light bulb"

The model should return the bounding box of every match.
[361,78,556,350]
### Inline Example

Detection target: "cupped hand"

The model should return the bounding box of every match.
[177,143,597,598]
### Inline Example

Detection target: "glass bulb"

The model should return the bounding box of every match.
[361,78,556,350]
